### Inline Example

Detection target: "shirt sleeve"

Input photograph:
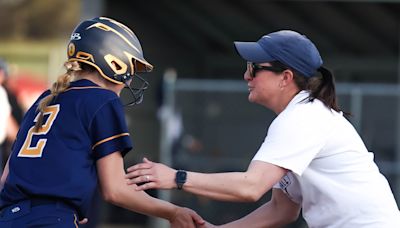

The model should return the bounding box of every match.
[89,98,132,160]
[252,102,332,176]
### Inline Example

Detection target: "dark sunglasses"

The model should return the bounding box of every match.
[247,62,285,78]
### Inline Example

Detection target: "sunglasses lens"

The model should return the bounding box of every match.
[247,62,255,77]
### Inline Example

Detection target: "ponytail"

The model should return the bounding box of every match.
[270,61,348,115]
[308,67,349,116]
[312,67,338,111]
[34,61,79,132]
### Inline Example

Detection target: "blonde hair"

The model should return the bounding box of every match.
[34,61,80,131]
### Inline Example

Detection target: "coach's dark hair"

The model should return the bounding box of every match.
[34,61,96,132]
[270,61,347,115]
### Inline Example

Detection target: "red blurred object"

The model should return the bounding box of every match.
[7,72,48,112]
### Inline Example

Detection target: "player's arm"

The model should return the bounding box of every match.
[0,156,10,191]
[216,188,300,228]
[126,158,287,202]
[97,152,205,228]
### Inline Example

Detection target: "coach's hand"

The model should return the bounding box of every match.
[170,207,205,228]
[125,157,176,191]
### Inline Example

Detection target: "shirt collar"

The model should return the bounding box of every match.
[285,90,310,109]
[69,79,100,88]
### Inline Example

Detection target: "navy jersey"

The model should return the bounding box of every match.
[0,79,132,218]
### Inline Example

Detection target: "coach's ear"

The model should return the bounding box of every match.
[280,69,295,89]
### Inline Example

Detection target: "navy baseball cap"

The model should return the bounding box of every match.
[234,30,323,77]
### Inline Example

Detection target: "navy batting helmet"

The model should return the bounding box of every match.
[67,17,153,105]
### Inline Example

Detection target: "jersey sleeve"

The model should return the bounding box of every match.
[89,98,132,160]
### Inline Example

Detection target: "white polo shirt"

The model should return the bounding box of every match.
[253,90,400,228]
[0,86,10,144]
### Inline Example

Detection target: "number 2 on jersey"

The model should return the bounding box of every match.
[18,104,60,158]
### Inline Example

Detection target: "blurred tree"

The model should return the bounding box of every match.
[0,0,80,40]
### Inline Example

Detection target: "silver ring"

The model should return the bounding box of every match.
[146,175,150,181]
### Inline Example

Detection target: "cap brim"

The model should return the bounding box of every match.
[234,41,274,63]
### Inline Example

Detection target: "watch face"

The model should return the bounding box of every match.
[177,171,187,182]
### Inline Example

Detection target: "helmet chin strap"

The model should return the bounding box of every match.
[122,73,149,107]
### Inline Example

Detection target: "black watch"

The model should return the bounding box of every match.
[175,170,187,190]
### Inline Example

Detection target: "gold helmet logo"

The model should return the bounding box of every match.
[67,43,76,57]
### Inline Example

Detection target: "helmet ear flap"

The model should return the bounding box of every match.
[104,54,128,76]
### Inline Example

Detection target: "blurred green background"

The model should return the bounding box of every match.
[0,0,79,79]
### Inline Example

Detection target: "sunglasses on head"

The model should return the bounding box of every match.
[247,62,286,77]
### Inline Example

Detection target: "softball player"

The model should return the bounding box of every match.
[126,30,400,227]
[0,17,204,228]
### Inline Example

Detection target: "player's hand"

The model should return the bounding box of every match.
[125,157,176,191]
[170,207,205,228]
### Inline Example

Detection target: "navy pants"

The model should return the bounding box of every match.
[0,200,79,227]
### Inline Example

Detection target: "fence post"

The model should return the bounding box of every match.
[149,68,177,228]
[350,87,363,132]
